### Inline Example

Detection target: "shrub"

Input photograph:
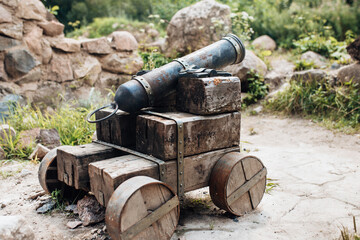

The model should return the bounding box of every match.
[294,59,317,71]
[242,71,268,108]
[67,17,152,38]
[265,79,360,131]
[1,104,96,160]
[139,47,171,70]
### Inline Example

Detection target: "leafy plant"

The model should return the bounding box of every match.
[51,189,65,211]
[9,105,95,146]
[294,59,317,71]
[242,71,269,108]
[139,47,171,70]
[0,127,32,160]
[293,30,354,61]
[266,178,279,193]
[265,79,360,132]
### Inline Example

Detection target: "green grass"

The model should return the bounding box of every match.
[1,104,96,160]
[67,17,165,40]
[265,79,360,133]
[242,71,269,108]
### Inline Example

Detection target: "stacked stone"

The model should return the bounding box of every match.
[0,0,143,106]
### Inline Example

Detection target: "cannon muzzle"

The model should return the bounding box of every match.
[114,33,245,113]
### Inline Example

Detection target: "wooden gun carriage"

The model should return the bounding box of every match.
[38,71,267,240]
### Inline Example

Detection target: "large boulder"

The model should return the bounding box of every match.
[0,5,12,23]
[15,67,41,84]
[0,215,35,240]
[300,51,327,68]
[270,58,294,75]
[73,55,102,86]
[18,0,47,21]
[46,54,73,82]
[290,69,327,83]
[223,50,267,90]
[38,21,64,37]
[346,36,360,61]
[4,48,38,78]
[109,31,138,51]
[252,35,277,51]
[0,35,21,51]
[96,72,131,90]
[166,0,231,56]
[0,21,23,39]
[81,37,112,54]
[100,52,143,75]
[337,63,360,84]
[49,38,81,53]
[24,26,52,64]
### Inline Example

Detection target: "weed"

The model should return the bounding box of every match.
[242,71,269,108]
[0,127,32,160]
[294,59,317,71]
[9,104,95,146]
[51,189,65,211]
[266,178,279,193]
[139,47,171,70]
[338,216,360,240]
[265,79,360,132]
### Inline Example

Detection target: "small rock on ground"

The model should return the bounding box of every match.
[77,195,105,226]
[0,215,35,240]
[66,220,82,229]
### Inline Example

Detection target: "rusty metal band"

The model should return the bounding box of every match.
[222,36,245,64]
[120,196,179,240]
[227,167,267,205]
[143,111,185,199]
[173,58,190,70]
[132,76,155,106]
[92,140,167,182]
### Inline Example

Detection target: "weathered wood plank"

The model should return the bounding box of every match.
[89,147,239,206]
[136,111,240,160]
[95,109,137,147]
[57,143,123,191]
[177,76,241,115]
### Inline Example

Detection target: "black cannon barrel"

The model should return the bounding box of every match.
[114,33,245,112]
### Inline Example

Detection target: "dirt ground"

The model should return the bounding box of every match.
[1,113,359,240]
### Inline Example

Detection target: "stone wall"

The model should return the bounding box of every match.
[0,0,143,106]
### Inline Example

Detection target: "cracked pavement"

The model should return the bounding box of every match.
[172,114,360,240]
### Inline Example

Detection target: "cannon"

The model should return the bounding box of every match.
[39,34,267,240]
[114,33,245,113]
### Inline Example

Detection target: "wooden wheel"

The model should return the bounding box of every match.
[106,176,180,240]
[209,152,267,216]
[38,147,85,201]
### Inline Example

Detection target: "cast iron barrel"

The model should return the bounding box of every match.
[114,33,245,113]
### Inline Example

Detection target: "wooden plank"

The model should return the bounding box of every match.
[57,143,123,191]
[95,109,137,147]
[136,111,240,160]
[89,147,239,206]
[177,76,241,115]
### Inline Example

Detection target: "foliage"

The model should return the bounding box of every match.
[51,189,65,211]
[294,59,317,71]
[265,79,360,132]
[229,0,360,48]
[67,17,152,38]
[293,30,355,60]
[242,71,269,108]
[266,178,279,193]
[9,105,95,146]
[139,47,171,70]
[230,11,254,41]
[338,216,360,240]
[0,128,32,160]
